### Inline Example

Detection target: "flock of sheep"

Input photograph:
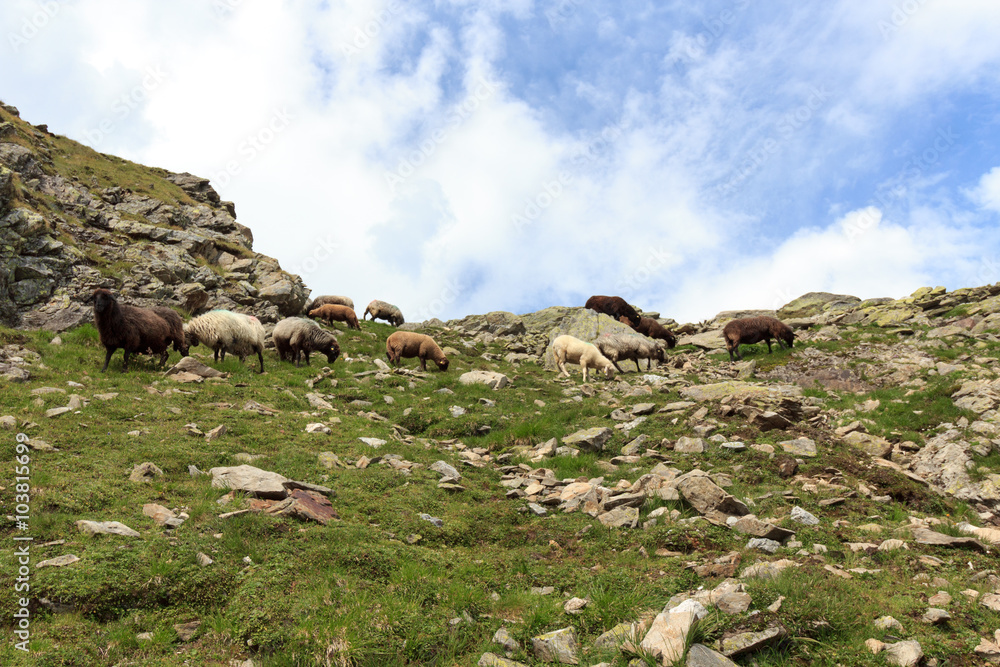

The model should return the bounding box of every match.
[88,289,795,378]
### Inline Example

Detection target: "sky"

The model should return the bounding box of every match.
[3,0,1000,324]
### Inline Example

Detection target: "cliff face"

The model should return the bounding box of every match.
[0,100,309,330]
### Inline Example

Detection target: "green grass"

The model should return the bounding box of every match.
[0,316,998,667]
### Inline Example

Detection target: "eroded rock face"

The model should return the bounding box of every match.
[0,113,308,326]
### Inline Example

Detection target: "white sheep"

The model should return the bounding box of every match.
[304,295,354,314]
[550,334,616,382]
[183,310,266,373]
[363,300,404,326]
[593,332,665,373]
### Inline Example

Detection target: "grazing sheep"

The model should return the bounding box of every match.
[594,332,665,373]
[273,317,340,367]
[550,334,616,382]
[385,331,448,371]
[91,289,172,372]
[151,307,189,356]
[363,300,405,326]
[183,310,266,373]
[585,295,641,328]
[308,303,360,330]
[304,294,354,314]
[722,315,795,362]
[633,317,677,349]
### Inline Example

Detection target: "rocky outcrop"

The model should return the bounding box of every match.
[0,102,308,327]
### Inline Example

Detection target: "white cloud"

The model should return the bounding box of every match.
[970,167,1000,214]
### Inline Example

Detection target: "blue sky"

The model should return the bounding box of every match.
[2,0,1000,323]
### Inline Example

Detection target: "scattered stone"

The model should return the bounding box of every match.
[564,597,588,614]
[478,653,528,667]
[196,552,214,567]
[719,626,787,658]
[143,504,184,528]
[36,554,80,569]
[173,620,201,642]
[531,626,579,664]
[561,427,613,452]
[76,520,141,538]
[685,643,740,667]
[209,465,289,499]
[459,370,510,389]
[129,462,163,483]
[674,436,706,453]
[305,423,332,434]
[778,437,817,457]
[359,437,386,448]
[492,627,520,655]
[420,513,444,527]
[921,608,950,624]
[790,506,819,525]
[884,640,923,667]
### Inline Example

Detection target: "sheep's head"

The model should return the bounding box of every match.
[323,341,341,364]
[393,314,405,326]
[783,329,795,348]
[435,357,449,371]
[307,308,321,320]
[664,331,677,349]
[603,364,616,381]
[92,289,115,314]
[183,326,200,349]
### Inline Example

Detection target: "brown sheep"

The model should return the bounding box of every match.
[303,294,354,314]
[91,289,172,372]
[633,316,677,349]
[385,331,448,371]
[585,295,641,327]
[272,317,340,367]
[152,307,189,356]
[722,316,794,362]
[309,303,360,330]
[364,300,405,326]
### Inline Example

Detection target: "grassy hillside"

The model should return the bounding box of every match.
[0,317,999,666]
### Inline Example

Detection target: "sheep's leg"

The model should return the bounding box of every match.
[303,350,311,366]
[765,337,773,354]
[611,358,625,374]
[633,358,641,373]
[419,357,427,372]
[101,347,114,372]
[256,350,264,374]
[122,349,131,372]
[159,349,169,368]
[581,361,589,383]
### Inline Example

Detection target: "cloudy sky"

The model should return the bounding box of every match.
[3,0,1000,323]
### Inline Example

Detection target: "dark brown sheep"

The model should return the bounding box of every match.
[152,307,189,356]
[308,304,360,330]
[722,316,794,362]
[272,317,340,367]
[91,289,172,372]
[633,316,677,349]
[585,295,641,327]
[385,331,449,371]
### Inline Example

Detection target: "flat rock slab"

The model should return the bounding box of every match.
[686,643,740,667]
[598,506,639,528]
[166,356,227,378]
[681,381,774,402]
[264,489,338,524]
[731,515,795,542]
[561,427,612,452]
[478,654,528,667]
[209,464,290,499]
[459,370,511,389]
[642,605,701,665]
[36,554,80,568]
[911,527,986,552]
[720,626,787,657]
[779,437,817,457]
[76,520,140,537]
